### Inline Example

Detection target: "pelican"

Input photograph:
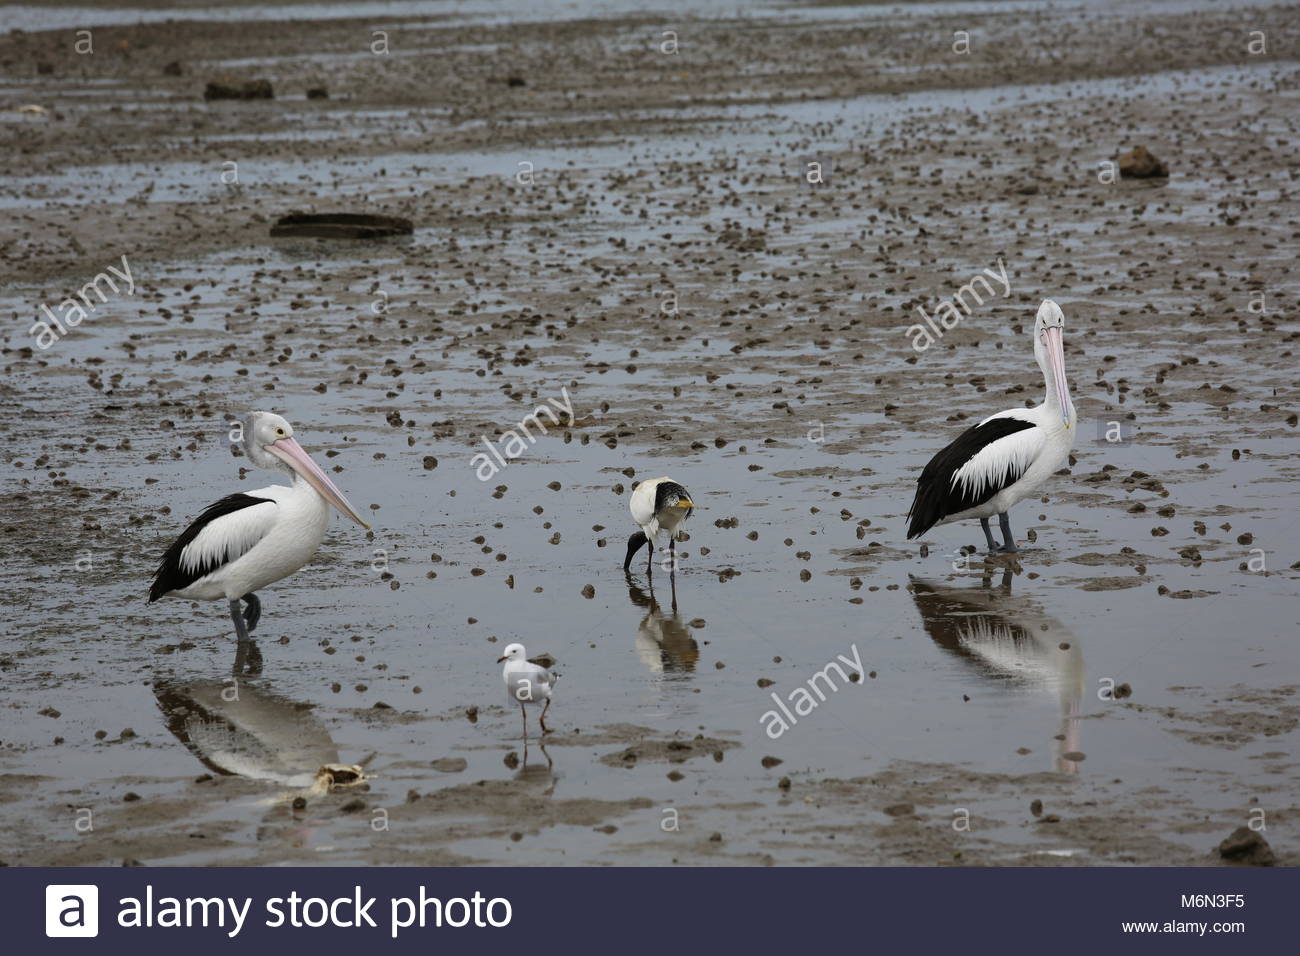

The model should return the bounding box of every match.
[498,643,557,737]
[148,412,370,664]
[907,299,1075,552]
[624,476,695,573]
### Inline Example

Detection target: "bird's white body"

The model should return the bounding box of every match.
[167,478,331,601]
[935,403,1075,526]
[500,646,555,708]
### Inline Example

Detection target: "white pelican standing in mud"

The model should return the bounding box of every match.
[149,412,370,664]
[907,299,1076,552]
[623,476,695,574]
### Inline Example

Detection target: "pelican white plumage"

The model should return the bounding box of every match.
[498,642,557,736]
[149,411,370,660]
[907,299,1076,552]
[623,476,695,573]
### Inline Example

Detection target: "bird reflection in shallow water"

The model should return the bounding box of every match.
[518,740,555,790]
[908,569,1085,774]
[153,678,361,790]
[625,571,699,675]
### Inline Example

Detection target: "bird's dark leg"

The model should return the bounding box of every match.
[647,536,654,575]
[540,698,551,735]
[229,599,250,642]
[669,536,677,576]
[241,592,261,632]
[998,512,1018,553]
[520,702,528,740]
[980,517,998,552]
[229,599,261,675]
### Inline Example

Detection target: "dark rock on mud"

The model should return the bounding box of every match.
[1118,145,1169,178]
[1217,827,1274,866]
[203,76,273,100]
[270,212,414,239]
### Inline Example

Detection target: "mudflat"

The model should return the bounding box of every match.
[0,0,1296,866]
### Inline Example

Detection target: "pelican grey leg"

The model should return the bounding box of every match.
[229,599,262,675]
[229,599,251,643]
[980,517,998,551]
[241,592,261,632]
[998,512,1018,553]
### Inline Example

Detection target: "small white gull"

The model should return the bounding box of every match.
[498,643,557,737]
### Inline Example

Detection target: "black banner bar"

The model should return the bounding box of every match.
[7,866,1288,953]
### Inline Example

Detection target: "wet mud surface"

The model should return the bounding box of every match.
[1,0,1298,865]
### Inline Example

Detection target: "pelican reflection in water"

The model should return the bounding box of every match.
[153,679,364,791]
[625,572,699,676]
[908,570,1085,773]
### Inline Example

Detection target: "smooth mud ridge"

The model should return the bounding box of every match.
[1,0,1297,866]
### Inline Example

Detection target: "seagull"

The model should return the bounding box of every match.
[149,411,370,668]
[498,643,557,737]
[623,477,695,574]
[907,299,1076,553]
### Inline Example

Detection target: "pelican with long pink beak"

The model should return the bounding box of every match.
[907,299,1076,553]
[149,411,370,666]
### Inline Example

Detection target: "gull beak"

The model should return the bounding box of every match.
[496,656,508,663]
[1044,326,1072,427]
[268,437,371,529]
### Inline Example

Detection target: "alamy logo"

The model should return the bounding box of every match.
[45,884,100,937]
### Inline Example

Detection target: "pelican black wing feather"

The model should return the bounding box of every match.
[148,493,272,601]
[906,418,1036,538]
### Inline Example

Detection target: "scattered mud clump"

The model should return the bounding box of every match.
[1118,145,1169,178]
[204,76,273,100]
[1217,827,1274,866]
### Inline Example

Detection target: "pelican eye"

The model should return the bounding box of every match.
[276,427,286,436]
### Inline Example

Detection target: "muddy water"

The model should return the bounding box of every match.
[1,1,1298,866]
